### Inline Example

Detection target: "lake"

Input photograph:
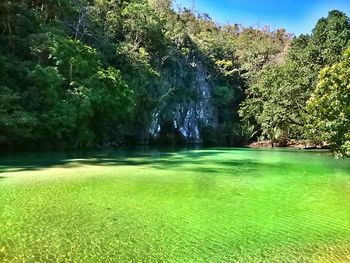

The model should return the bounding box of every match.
[0,148,350,262]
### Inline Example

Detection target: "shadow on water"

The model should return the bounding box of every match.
[0,147,345,175]
[0,151,237,171]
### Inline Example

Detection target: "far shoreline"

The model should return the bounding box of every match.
[248,140,331,150]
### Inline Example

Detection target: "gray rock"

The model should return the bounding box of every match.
[149,60,218,143]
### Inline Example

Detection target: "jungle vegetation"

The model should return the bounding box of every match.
[0,1,350,156]
[240,9,350,156]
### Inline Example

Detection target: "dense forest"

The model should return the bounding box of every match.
[0,1,350,156]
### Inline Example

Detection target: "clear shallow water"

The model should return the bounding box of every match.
[0,148,350,262]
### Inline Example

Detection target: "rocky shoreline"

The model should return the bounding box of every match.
[249,140,331,150]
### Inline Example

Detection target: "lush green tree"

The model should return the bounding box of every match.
[307,48,350,156]
[0,86,36,148]
[240,62,312,144]
[239,10,350,147]
[309,10,350,67]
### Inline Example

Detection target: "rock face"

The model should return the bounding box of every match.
[149,61,218,143]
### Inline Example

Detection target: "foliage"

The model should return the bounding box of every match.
[2,0,349,153]
[309,10,350,66]
[240,62,312,142]
[307,49,350,156]
[240,10,350,153]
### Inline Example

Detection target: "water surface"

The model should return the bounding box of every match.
[0,148,350,262]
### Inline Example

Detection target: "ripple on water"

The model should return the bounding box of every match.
[0,149,350,262]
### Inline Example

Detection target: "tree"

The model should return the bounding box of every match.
[307,48,350,156]
[0,86,36,148]
[239,10,350,147]
[309,10,350,66]
[240,62,312,143]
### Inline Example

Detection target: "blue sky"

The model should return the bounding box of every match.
[173,0,350,36]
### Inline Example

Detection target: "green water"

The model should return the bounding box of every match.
[0,148,350,262]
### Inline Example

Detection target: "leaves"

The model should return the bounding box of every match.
[239,10,350,152]
[307,48,350,156]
